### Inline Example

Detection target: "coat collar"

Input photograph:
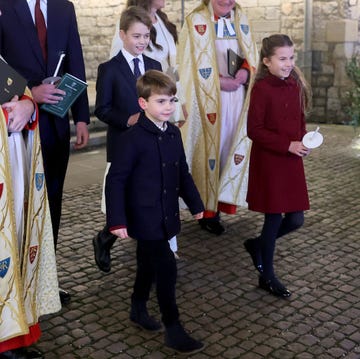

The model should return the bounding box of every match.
[265,73,297,87]
[137,112,177,135]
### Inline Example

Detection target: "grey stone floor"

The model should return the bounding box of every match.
[36,124,360,358]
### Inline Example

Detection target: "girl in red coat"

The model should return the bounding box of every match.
[245,34,312,297]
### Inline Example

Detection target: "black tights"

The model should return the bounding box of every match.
[260,211,304,280]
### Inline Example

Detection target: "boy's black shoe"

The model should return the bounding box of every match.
[93,228,117,273]
[198,218,225,235]
[130,300,162,332]
[259,276,292,298]
[165,322,204,354]
[244,238,263,273]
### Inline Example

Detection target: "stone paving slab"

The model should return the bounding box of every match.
[36,125,360,358]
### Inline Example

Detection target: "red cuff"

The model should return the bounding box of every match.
[20,94,38,130]
[241,59,251,71]
[109,225,127,232]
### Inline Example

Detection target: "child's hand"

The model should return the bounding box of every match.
[111,228,128,239]
[288,141,311,157]
[193,212,204,220]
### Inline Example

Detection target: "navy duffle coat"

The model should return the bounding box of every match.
[105,113,204,241]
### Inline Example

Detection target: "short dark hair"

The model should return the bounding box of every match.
[119,6,152,32]
[136,70,177,100]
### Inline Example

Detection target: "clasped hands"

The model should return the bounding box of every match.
[2,95,34,132]
[220,68,248,92]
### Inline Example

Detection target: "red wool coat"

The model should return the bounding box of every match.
[246,74,310,213]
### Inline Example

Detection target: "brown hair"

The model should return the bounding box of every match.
[256,34,312,114]
[119,6,152,32]
[125,0,178,50]
[136,70,177,99]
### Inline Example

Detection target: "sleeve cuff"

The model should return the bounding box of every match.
[21,94,38,130]
[109,225,127,232]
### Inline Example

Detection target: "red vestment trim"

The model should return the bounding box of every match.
[203,202,237,218]
[0,324,41,353]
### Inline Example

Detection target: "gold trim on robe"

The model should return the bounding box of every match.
[0,92,61,344]
[177,2,258,210]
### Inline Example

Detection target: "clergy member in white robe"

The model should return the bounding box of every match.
[177,0,258,235]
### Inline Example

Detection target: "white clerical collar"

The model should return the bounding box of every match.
[210,5,236,38]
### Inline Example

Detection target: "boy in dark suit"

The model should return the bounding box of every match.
[105,70,205,354]
[92,6,162,273]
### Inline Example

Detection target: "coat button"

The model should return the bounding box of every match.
[163,163,166,167]
[158,136,162,140]
[163,189,167,194]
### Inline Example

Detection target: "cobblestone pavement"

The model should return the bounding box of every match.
[35,125,360,358]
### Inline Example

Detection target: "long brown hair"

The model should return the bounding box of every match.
[256,34,312,114]
[126,0,178,51]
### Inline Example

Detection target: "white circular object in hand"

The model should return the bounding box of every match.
[302,131,323,149]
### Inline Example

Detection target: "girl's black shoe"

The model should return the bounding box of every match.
[244,238,263,273]
[259,276,291,298]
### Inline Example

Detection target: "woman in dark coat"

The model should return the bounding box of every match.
[245,34,312,298]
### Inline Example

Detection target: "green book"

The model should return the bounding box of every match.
[41,73,87,118]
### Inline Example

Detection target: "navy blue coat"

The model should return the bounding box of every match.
[105,113,204,241]
[95,51,162,162]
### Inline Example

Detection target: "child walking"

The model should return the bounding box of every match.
[245,34,312,297]
[92,6,162,273]
[105,70,205,354]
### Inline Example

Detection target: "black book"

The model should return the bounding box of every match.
[0,58,27,104]
[227,48,244,78]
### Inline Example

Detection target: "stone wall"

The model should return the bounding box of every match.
[73,0,360,123]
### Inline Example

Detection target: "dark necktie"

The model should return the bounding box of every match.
[133,58,142,79]
[35,0,47,60]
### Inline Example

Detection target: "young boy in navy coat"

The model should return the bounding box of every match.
[93,6,162,273]
[105,70,205,354]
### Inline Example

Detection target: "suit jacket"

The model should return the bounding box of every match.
[0,0,90,140]
[105,113,204,241]
[0,0,90,243]
[94,51,162,162]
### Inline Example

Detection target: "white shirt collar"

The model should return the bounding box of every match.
[121,48,144,66]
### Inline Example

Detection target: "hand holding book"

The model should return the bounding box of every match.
[41,73,88,118]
